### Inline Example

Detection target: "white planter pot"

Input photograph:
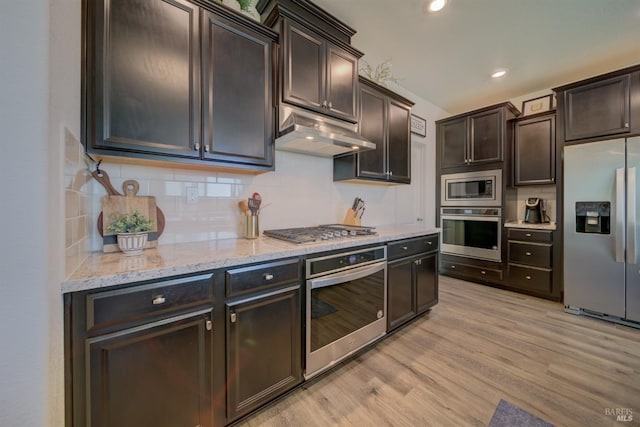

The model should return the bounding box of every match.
[117,232,148,256]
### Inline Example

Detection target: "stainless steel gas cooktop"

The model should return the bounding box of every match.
[263,224,376,244]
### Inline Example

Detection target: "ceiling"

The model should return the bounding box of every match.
[311,0,640,115]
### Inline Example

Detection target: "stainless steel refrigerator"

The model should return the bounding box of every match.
[564,136,639,324]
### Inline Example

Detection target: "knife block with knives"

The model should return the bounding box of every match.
[344,197,365,226]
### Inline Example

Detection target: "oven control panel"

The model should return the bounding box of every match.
[306,246,387,278]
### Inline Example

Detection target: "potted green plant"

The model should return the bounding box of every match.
[107,211,154,256]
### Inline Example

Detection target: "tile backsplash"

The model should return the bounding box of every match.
[516,185,556,223]
[64,129,93,278]
[90,151,410,251]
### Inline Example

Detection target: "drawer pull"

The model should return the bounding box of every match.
[263,273,274,281]
[206,320,212,331]
[152,295,166,305]
[415,259,422,265]
[402,246,408,250]
[426,241,433,245]
[525,233,532,237]
[525,252,532,256]
[525,275,532,280]
[230,312,237,323]
[480,270,486,275]
[450,265,456,269]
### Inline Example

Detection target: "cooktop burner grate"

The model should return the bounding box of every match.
[263,224,376,244]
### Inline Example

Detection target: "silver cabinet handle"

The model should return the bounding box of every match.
[328,101,332,109]
[389,171,393,176]
[525,233,532,237]
[426,241,433,245]
[402,246,408,250]
[230,312,237,323]
[625,122,630,128]
[525,252,532,256]
[480,270,486,275]
[152,295,166,305]
[322,100,328,108]
[450,265,456,269]
[204,144,210,152]
[194,142,200,151]
[206,320,212,331]
[525,275,532,280]
[263,273,274,281]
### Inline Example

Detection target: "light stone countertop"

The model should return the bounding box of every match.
[62,224,440,293]
[504,221,557,230]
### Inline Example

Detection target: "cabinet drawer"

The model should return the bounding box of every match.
[87,273,214,333]
[440,261,502,282]
[388,234,439,260]
[507,228,552,243]
[508,265,552,293]
[226,258,301,297]
[508,242,552,268]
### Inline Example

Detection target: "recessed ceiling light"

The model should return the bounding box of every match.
[491,69,508,79]
[426,0,447,13]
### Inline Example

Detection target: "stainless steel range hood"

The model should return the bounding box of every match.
[275,109,375,157]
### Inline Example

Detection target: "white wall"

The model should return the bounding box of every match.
[0,1,52,426]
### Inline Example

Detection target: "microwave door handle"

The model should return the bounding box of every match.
[616,167,625,263]
[310,261,386,290]
[628,167,637,264]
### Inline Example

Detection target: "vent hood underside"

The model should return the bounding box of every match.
[275,112,376,157]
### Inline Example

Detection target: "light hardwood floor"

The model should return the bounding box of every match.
[238,276,640,426]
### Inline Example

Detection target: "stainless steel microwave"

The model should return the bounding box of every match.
[441,169,502,207]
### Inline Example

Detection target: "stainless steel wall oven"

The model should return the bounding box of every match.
[440,208,502,261]
[305,246,387,379]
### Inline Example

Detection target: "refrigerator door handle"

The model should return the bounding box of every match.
[628,167,637,264]
[615,168,625,263]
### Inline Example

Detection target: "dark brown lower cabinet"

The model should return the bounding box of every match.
[66,272,217,427]
[87,309,213,427]
[387,235,439,331]
[225,285,302,422]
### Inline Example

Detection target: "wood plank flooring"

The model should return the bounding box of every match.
[237,276,640,426]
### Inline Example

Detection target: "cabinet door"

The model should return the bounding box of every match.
[387,99,411,183]
[469,108,502,163]
[87,310,213,427]
[357,86,387,179]
[89,0,201,157]
[226,286,302,421]
[326,44,358,122]
[202,12,274,167]
[387,258,415,331]
[415,253,438,314]
[283,21,325,112]
[440,117,468,168]
[564,74,630,141]
[514,114,555,185]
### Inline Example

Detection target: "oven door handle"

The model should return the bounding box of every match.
[309,261,386,290]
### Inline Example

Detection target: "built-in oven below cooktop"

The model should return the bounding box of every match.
[263,224,376,244]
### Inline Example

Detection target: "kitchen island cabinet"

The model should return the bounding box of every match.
[334,76,414,184]
[85,0,277,171]
[387,234,439,331]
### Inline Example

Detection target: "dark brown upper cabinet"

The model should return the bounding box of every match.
[554,65,640,146]
[201,10,275,168]
[512,112,556,186]
[437,102,520,171]
[334,77,413,184]
[84,0,277,171]
[563,75,630,142]
[283,21,358,122]
[257,0,362,123]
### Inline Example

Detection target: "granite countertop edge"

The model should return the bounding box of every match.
[62,225,440,293]
[503,221,557,230]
